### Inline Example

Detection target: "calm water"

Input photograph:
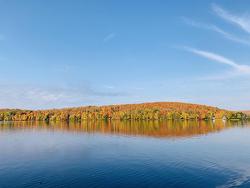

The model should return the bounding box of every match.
[0,120,250,188]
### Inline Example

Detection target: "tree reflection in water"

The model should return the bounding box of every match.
[0,120,249,138]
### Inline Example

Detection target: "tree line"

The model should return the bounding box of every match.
[0,102,248,121]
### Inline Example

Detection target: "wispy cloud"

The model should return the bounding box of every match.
[103,33,116,42]
[212,4,250,33]
[183,47,250,79]
[182,18,250,46]
[103,85,115,89]
[0,84,128,109]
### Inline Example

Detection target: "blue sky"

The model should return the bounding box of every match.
[1,0,250,110]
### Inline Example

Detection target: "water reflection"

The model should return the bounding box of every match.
[0,120,248,138]
[1,120,250,188]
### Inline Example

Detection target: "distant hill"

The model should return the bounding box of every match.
[0,102,247,121]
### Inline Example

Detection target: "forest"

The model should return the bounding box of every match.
[0,102,248,122]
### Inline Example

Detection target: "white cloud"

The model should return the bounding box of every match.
[212,4,250,33]
[26,89,69,102]
[182,18,250,46]
[103,85,115,89]
[0,84,128,109]
[183,47,250,79]
[103,33,116,42]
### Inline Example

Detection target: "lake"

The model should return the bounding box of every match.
[0,120,250,188]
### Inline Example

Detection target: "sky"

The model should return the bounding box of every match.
[0,0,250,110]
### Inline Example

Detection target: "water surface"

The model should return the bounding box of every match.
[0,120,250,188]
